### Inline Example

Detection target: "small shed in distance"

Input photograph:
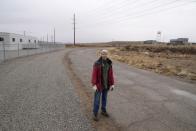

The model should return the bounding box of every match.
[170,38,189,45]
[144,40,156,44]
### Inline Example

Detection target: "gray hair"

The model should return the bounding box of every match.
[100,49,108,54]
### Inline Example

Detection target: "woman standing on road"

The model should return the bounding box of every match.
[91,49,115,121]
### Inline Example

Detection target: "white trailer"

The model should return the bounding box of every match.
[0,32,39,50]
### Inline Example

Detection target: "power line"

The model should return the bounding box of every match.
[83,0,160,23]
[93,0,180,25]
[86,0,196,18]
[80,0,141,23]
[79,0,170,27]
[88,0,154,18]
[80,0,194,28]
[105,0,195,25]
[85,0,131,16]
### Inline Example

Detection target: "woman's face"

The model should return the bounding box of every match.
[101,52,108,60]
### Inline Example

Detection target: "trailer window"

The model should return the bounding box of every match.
[29,40,31,43]
[34,40,36,43]
[12,38,15,42]
[0,37,4,41]
[20,39,23,42]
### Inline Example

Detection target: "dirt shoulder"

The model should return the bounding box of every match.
[108,45,196,83]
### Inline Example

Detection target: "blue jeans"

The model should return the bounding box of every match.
[93,89,108,115]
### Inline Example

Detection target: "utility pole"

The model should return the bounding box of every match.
[73,13,76,46]
[24,31,26,36]
[47,34,48,43]
[51,35,53,43]
[3,41,5,62]
[54,28,56,44]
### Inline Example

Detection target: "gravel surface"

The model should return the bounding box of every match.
[68,48,196,131]
[1,47,196,131]
[0,49,93,131]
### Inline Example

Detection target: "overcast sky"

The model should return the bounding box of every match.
[0,0,196,43]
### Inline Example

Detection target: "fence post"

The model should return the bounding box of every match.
[26,44,28,56]
[3,41,6,62]
[17,43,19,57]
[35,43,37,55]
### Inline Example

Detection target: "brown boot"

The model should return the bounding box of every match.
[93,114,99,121]
[101,111,109,117]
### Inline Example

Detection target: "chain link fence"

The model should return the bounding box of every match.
[0,42,65,63]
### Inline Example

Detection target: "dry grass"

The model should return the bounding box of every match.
[108,45,196,81]
[121,44,196,54]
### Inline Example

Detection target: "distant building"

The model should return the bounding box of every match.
[0,32,38,50]
[170,38,189,45]
[144,40,156,44]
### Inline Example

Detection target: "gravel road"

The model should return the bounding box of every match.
[0,49,93,131]
[1,47,196,131]
[68,48,196,131]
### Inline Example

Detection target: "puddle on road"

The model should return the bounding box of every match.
[172,89,196,101]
